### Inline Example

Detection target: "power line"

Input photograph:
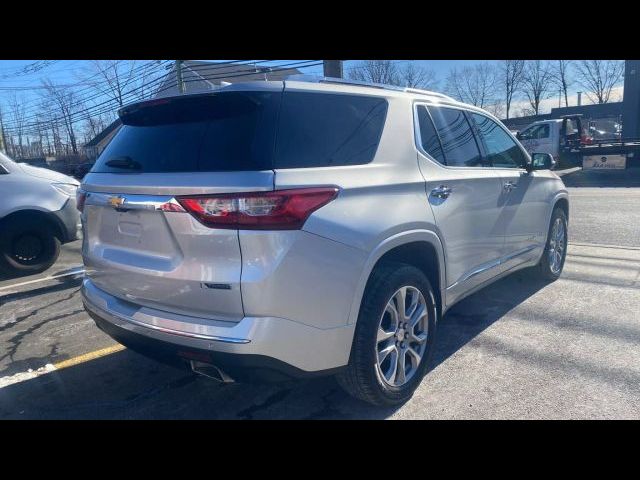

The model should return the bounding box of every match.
[1,61,172,125]
[0,60,59,80]
[1,60,322,136]
[1,61,303,132]
[1,60,172,115]
[1,60,264,121]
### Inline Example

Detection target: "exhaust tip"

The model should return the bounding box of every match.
[190,360,235,383]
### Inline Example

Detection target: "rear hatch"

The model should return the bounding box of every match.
[81,85,282,321]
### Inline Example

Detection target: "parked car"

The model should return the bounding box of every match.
[79,79,569,406]
[0,152,81,276]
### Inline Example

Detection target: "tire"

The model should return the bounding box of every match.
[337,262,438,406]
[534,207,568,281]
[0,217,61,276]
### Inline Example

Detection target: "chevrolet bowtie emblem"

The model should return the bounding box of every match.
[109,196,125,208]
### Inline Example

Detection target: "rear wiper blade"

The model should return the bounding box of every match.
[105,156,141,170]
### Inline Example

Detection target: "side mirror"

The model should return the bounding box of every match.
[529,152,556,171]
[515,131,522,140]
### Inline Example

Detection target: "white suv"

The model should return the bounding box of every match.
[80,78,568,406]
[0,153,80,276]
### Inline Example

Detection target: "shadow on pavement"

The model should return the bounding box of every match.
[0,269,549,420]
[0,276,82,305]
[432,269,548,371]
[561,167,640,188]
[0,348,372,420]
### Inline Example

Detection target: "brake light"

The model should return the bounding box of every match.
[76,188,87,212]
[177,187,339,230]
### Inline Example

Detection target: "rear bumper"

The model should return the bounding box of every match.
[81,279,353,380]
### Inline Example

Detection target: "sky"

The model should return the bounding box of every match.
[0,60,626,122]
[0,59,494,103]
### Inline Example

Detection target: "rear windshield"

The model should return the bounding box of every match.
[91,90,388,173]
[93,92,280,173]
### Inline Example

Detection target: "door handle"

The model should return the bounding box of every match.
[503,181,518,192]
[431,185,452,199]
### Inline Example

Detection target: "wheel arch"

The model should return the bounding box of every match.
[544,193,570,243]
[347,230,446,326]
[0,208,66,242]
[554,196,569,220]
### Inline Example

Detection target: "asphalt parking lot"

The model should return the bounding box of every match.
[1,168,640,419]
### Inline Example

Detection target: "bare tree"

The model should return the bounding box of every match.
[500,60,524,119]
[549,60,573,107]
[86,60,138,107]
[348,60,399,85]
[7,94,27,158]
[131,61,165,101]
[83,113,109,140]
[445,62,498,108]
[35,98,59,156]
[398,63,439,90]
[574,60,624,104]
[41,79,83,154]
[484,102,505,118]
[520,61,554,115]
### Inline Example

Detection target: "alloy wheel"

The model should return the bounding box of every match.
[375,286,429,387]
[548,217,566,274]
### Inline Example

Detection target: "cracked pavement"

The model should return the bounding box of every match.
[1,170,640,419]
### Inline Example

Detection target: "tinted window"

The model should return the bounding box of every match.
[416,106,445,164]
[92,91,280,173]
[428,107,483,167]
[471,113,527,169]
[275,92,387,168]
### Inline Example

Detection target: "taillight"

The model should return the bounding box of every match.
[76,188,87,212]
[177,187,339,230]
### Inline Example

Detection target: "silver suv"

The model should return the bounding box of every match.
[80,78,568,406]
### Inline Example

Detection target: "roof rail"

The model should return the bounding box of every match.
[403,87,455,102]
[286,74,404,91]
[285,74,455,101]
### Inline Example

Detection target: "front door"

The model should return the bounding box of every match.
[469,112,548,268]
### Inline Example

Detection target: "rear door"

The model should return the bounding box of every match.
[415,104,505,304]
[81,86,282,322]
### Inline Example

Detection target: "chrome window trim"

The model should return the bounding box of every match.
[448,245,537,289]
[467,110,531,170]
[413,100,530,173]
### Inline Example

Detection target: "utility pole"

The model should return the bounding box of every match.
[175,60,185,94]
[622,60,640,140]
[323,60,343,78]
[577,91,582,106]
[0,107,7,155]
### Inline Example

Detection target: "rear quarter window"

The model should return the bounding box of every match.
[275,92,388,168]
[92,91,280,173]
